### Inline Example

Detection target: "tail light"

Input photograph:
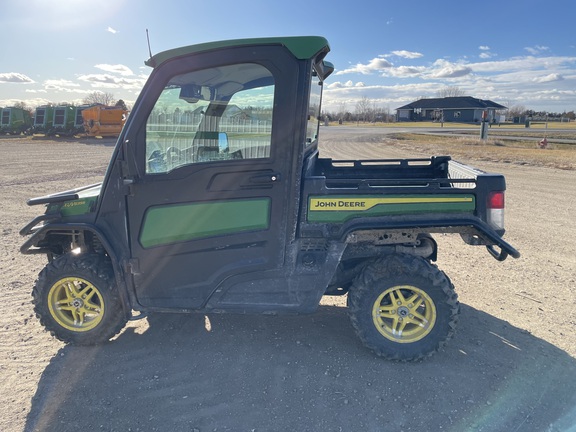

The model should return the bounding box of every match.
[487,191,505,230]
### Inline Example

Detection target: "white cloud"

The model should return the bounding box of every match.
[0,73,35,84]
[0,97,50,108]
[44,79,80,88]
[335,57,393,75]
[468,55,576,73]
[327,81,344,89]
[532,73,564,83]
[327,80,366,89]
[479,46,490,51]
[323,81,443,111]
[524,45,549,55]
[479,52,495,59]
[41,79,84,93]
[391,50,423,59]
[428,60,473,78]
[107,26,118,34]
[388,66,425,77]
[78,73,146,90]
[430,66,473,78]
[78,74,125,85]
[94,64,134,76]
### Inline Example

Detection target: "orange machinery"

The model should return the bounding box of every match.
[82,105,128,137]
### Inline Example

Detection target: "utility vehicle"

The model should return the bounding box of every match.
[21,36,519,361]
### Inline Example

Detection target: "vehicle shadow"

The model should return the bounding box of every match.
[25,304,576,432]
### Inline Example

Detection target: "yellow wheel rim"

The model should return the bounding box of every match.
[47,277,105,332]
[372,285,436,343]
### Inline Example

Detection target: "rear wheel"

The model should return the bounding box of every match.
[348,254,459,361]
[33,254,127,345]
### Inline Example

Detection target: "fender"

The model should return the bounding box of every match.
[336,216,520,261]
[20,222,134,319]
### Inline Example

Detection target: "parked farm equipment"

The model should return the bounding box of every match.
[32,105,90,136]
[0,107,32,135]
[81,105,127,137]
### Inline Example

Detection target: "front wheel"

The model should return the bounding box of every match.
[33,254,127,345]
[348,254,459,361]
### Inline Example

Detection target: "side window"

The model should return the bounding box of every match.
[1,109,10,125]
[146,63,275,174]
[306,69,322,147]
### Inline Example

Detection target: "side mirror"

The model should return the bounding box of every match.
[218,132,229,152]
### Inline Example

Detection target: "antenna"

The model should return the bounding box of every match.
[146,29,153,58]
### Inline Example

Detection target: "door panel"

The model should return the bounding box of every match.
[129,159,286,309]
[124,53,297,309]
[139,198,271,248]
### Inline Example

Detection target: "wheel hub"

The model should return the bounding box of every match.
[47,276,105,332]
[372,285,437,343]
[397,306,410,318]
[71,298,84,308]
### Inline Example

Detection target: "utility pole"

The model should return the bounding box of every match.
[480,110,489,140]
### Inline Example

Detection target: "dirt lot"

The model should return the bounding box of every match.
[1,130,575,432]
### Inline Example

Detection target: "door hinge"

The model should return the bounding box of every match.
[122,178,136,196]
[125,258,141,275]
[117,158,138,196]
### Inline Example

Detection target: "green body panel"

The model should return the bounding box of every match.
[46,185,101,216]
[48,196,99,217]
[146,36,329,68]
[307,195,476,223]
[140,198,271,248]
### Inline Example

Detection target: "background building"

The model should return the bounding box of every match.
[396,96,506,123]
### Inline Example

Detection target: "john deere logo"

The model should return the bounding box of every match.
[62,200,86,208]
[309,196,473,212]
[313,200,366,208]
[307,195,476,223]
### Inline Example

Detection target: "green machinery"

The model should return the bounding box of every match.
[0,107,32,135]
[33,105,88,136]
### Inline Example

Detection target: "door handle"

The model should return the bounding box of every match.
[249,173,281,184]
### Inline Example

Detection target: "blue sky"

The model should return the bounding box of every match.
[1,0,575,114]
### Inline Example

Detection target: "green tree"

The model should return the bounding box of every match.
[115,99,128,110]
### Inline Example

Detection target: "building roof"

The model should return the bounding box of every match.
[397,96,506,110]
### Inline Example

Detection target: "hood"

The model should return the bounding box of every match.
[27,183,102,217]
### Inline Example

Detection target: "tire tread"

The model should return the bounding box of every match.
[32,254,127,345]
[348,254,459,361]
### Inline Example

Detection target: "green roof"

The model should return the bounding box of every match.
[145,36,330,68]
